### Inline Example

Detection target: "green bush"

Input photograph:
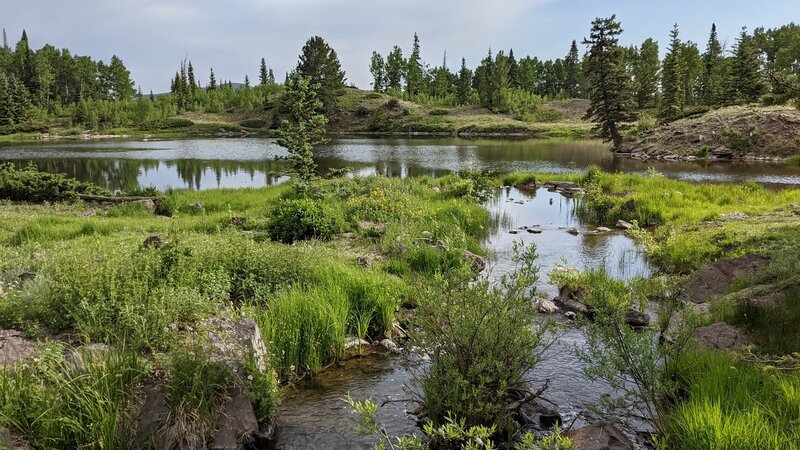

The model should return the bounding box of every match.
[267,198,345,243]
[159,118,194,128]
[239,118,267,128]
[364,92,382,99]
[428,109,449,116]
[0,163,110,203]
[354,106,371,117]
[386,98,400,109]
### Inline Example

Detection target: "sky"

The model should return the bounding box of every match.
[2,0,798,93]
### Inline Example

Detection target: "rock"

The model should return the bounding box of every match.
[0,425,32,450]
[379,339,401,354]
[134,383,173,449]
[202,318,269,376]
[141,199,157,214]
[538,408,562,429]
[554,297,589,315]
[565,421,634,450]
[462,250,487,273]
[624,308,650,329]
[208,387,260,450]
[421,230,434,239]
[537,299,560,314]
[566,227,580,236]
[527,228,543,234]
[509,229,519,234]
[386,321,408,340]
[616,220,633,230]
[344,336,370,352]
[189,201,206,209]
[719,212,748,220]
[692,322,751,350]
[596,227,611,232]
[356,256,371,268]
[142,235,163,249]
[230,216,247,226]
[564,311,577,320]
[0,330,36,366]
[359,221,386,235]
[682,254,770,304]
[549,198,554,205]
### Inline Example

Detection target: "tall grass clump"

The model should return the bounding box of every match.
[0,344,147,449]
[666,350,800,449]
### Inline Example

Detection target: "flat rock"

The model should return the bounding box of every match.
[537,299,560,314]
[344,336,370,351]
[565,421,634,450]
[527,228,543,234]
[378,339,401,354]
[692,322,751,350]
[682,254,770,304]
[0,330,36,366]
[616,220,632,230]
[566,227,580,236]
[596,226,611,232]
[624,308,650,329]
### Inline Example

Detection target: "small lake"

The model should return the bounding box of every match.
[2,137,800,190]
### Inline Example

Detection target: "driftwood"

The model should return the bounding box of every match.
[78,194,159,203]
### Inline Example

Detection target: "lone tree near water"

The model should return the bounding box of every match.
[296,36,346,115]
[582,15,633,148]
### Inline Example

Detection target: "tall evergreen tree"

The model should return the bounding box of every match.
[659,24,686,121]
[564,40,581,98]
[369,51,386,92]
[107,55,134,101]
[632,38,660,109]
[508,48,520,89]
[296,36,346,114]
[456,57,473,105]
[405,33,422,96]
[244,74,250,88]
[268,68,275,84]
[187,61,197,99]
[680,42,702,106]
[207,67,217,91]
[730,27,766,103]
[582,15,633,148]
[385,46,405,93]
[700,24,725,105]
[475,49,495,108]
[259,57,268,85]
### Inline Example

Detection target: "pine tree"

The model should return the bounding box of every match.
[582,15,633,148]
[700,24,725,105]
[296,36,346,115]
[456,57,473,105]
[268,68,275,84]
[475,49,495,108]
[405,33,422,96]
[492,51,510,111]
[259,57,268,85]
[276,73,328,193]
[730,27,765,103]
[659,24,686,121]
[149,89,154,101]
[107,55,135,101]
[680,42,702,106]
[369,51,386,92]
[632,38,660,109]
[187,61,197,100]
[564,40,581,98]
[244,74,250,88]
[207,67,217,91]
[386,46,405,93]
[508,49,520,89]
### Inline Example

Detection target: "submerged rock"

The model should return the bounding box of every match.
[692,322,751,350]
[565,421,634,450]
[596,226,611,233]
[566,227,580,236]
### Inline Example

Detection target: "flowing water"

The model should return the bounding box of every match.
[2,136,798,448]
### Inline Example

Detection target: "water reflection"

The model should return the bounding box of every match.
[2,137,799,190]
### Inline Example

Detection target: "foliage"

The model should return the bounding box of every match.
[296,35,347,115]
[0,162,110,202]
[412,242,552,432]
[266,197,345,243]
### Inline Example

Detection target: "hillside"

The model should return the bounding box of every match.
[618,106,800,161]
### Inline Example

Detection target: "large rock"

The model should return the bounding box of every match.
[682,255,770,304]
[552,286,589,316]
[537,298,560,314]
[0,330,36,366]
[462,250,487,273]
[624,308,650,329]
[565,422,634,450]
[209,387,260,450]
[692,322,751,350]
[203,318,269,376]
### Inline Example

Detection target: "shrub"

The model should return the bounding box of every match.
[412,243,551,432]
[266,198,345,243]
[428,109,449,116]
[386,98,400,109]
[354,106,371,117]
[159,118,194,128]
[239,118,267,128]
[0,163,110,202]
[364,92,382,99]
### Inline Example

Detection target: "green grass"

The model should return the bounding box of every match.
[666,351,800,450]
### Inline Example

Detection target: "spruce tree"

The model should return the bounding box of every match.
[187,61,197,99]
[632,38,660,109]
[259,57,268,85]
[582,15,633,148]
[385,46,405,94]
[508,48,520,89]
[492,51,510,111]
[405,33,422,96]
[207,67,217,91]
[244,74,250,88]
[680,42,702,106]
[700,24,724,105]
[475,49,496,108]
[296,36,346,115]
[268,68,275,84]
[369,51,386,92]
[107,55,134,101]
[730,27,765,103]
[564,40,581,98]
[456,57,473,105]
[659,24,686,121]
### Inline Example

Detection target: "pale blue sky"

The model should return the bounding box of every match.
[2,0,798,92]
